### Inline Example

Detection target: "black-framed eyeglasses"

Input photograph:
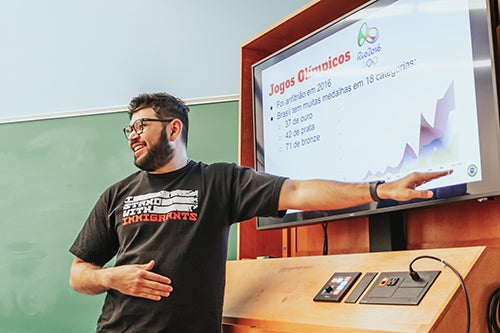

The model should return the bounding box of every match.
[123,118,175,139]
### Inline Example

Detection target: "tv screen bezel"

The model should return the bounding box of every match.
[252,0,500,230]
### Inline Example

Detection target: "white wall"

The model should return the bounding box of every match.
[0,0,310,121]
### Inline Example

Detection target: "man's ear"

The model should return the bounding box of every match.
[168,119,183,142]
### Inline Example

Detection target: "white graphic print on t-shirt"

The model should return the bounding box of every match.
[121,189,198,225]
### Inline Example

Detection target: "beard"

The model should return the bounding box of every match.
[134,129,174,172]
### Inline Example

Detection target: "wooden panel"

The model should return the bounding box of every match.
[406,198,500,249]
[238,219,284,259]
[291,217,369,256]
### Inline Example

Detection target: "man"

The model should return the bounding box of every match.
[69,92,451,332]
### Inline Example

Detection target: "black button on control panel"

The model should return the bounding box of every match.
[313,272,361,302]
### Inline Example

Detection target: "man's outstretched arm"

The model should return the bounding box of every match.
[278,170,452,211]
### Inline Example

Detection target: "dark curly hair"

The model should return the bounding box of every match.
[128,92,190,146]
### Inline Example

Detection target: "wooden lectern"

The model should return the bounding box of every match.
[222,246,500,332]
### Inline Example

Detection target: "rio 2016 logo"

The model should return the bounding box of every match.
[357,22,381,67]
[357,22,379,47]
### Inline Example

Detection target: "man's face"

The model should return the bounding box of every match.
[127,107,174,172]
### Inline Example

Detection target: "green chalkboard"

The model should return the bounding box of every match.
[0,100,238,332]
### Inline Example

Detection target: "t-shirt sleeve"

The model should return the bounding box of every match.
[228,164,288,222]
[69,191,119,267]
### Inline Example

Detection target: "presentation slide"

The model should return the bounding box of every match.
[260,0,481,189]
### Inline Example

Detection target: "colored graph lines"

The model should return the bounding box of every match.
[364,81,456,180]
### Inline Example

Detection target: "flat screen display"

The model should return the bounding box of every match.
[253,0,500,229]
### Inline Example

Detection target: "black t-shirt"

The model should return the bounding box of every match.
[69,161,287,333]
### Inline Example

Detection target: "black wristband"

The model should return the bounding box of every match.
[369,180,385,202]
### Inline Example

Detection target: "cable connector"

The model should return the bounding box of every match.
[408,255,470,333]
